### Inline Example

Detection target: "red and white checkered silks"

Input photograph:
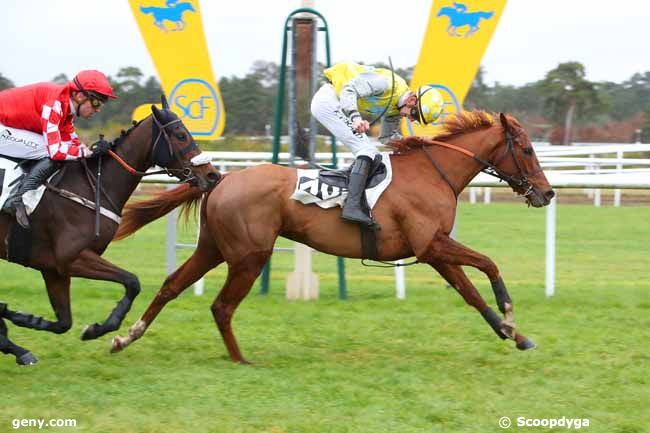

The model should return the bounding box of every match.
[0,82,85,160]
[40,99,83,160]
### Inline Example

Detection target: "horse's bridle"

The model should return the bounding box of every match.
[150,113,198,181]
[421,126,542,197]
[480,129,543,195]
[106,113,198,183]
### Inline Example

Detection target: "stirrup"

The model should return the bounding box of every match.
[14,202,30,229]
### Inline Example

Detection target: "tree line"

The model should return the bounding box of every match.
[2,61,649,144]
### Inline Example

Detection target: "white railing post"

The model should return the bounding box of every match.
[469,187,477,204]
[193,210,205,296]
[395,261,405,299]
[614,149,623,207]
[545,195,557,297]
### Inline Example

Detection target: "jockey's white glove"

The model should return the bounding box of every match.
[79,144,93,159]
[351,117,370,134]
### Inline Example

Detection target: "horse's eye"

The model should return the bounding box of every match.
[175,132,187,140]
[522,147,533,155]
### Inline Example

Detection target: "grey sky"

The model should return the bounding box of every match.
[2,0,648,87]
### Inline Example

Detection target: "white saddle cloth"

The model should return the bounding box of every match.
[290,152,393,209]
[0,158,49,215]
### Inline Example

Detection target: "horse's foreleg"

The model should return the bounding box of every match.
[0,317,37,366]
[418,232,535,350]
[1,272,72,335]
[111,244,224,354]
[212,251,272,364]
[67,249,141,340]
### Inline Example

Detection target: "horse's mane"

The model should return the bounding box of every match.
[386,110,513,153]
[111,118,145,147]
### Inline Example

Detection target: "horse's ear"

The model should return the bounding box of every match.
[151,104,162,120]
[161,94,170,110]
[499,113,510,131]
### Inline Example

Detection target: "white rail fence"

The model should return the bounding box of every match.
[142,142,650,298]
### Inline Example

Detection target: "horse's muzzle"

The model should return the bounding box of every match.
[528,188,555,208]
[194,171,220,192]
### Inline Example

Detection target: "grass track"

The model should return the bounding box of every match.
[1,202,649,433]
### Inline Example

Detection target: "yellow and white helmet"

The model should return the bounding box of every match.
[414,85,444,125]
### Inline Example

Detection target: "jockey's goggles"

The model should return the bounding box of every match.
[409,106,421,124]
[88,95,104,109]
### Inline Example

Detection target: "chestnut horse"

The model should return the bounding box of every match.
[0,97,220,365]
[112,112,555,363]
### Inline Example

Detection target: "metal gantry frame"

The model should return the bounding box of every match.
[262,7,346,299]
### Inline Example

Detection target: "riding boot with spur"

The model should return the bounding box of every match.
[2,158,59,229]
[342,155,376,227]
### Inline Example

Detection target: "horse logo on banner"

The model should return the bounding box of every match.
[139,0,195,32]
[437,2,494,37]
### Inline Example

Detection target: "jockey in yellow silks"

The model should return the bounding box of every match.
[311,61,444,227]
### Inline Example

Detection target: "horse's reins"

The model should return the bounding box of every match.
[421,128,541,198]
[363,127,540,269]
[71,114,199,237]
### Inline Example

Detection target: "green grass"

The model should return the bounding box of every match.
[1,202,649,433]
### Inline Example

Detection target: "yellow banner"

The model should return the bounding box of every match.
[409,0,507,135]
[129,0,225,139]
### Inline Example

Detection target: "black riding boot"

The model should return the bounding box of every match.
[2,158,59,229]
[342,155,375,226]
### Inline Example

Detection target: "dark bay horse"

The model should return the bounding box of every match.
[112,112,555,364]
[0,97,220,365]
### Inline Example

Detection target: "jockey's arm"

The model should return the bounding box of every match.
[339,72,389,121]
[41,104,89,160]
[378,114,403,144]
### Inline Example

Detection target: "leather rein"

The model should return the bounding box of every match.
[421,128,543,197]
[52,114,199,237]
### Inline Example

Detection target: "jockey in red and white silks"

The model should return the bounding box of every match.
[0,70,117,228]
[0,71,116,160]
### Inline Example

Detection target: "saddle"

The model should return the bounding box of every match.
[317,154,386,190]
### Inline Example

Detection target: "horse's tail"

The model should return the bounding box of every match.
[114,183,204,240]
[139,6,155,14]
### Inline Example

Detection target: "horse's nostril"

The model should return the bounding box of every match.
[545,190,556,200]
[207,172,221,183]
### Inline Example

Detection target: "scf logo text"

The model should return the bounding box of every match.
[174,94,213,120]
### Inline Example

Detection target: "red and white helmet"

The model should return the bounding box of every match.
[70,70,117,101]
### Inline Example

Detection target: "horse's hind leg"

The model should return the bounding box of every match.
[0,318,37,366]
[419,232,535,350]
[111,243,224,354]
[212,251,272,364]
[1,272,72,335]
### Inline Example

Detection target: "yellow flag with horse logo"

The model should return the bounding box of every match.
[129,0,225,139]
[407,0,507,136]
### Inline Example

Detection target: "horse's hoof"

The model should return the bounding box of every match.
[16,352,38,366]
[110,336,125,354]
[0,302,7,317]
[516,337,537,351]
[80,323,100,341]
